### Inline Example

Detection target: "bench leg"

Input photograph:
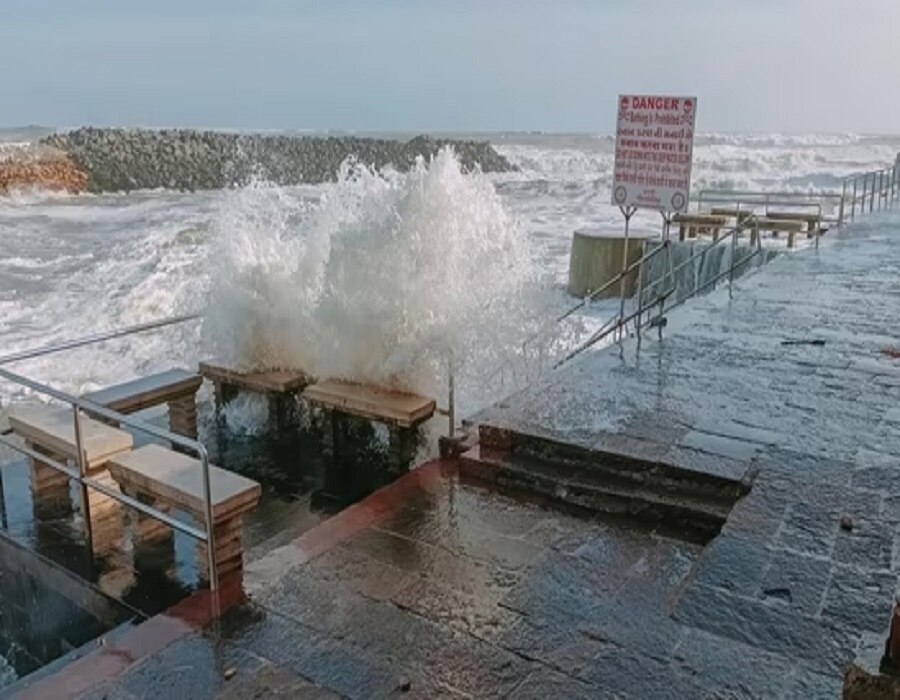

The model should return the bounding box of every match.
[27,443,72,517]
[213,381,239,413]
[679,224,686,242]
[788,231,795,249]
[198,516,246,583]
[388,426,418,474]
[168,395,198,439]
[124,487,173,546]
[267,393,296,433]
[83,468,124,556]
[750,224,759,247]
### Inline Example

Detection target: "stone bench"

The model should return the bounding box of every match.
[199,361,313,430]
[8,406,134,552]
[709,207,758,224]
[303,380,436,471]
[764,210,823,237]
[672,214,729,241]
[107,444,261,582]
[752,217,806,248]
[82,368,202,438]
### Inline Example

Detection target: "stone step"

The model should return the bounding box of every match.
[480,425,746,505]
[461,444,736,541]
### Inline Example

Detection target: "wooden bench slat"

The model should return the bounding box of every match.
[83,369,202,414]
[107,444,261,521]
[9,406,133,469]
[304,380,436,429]
[199,361,312,394]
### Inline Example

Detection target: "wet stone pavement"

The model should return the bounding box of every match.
[42,213,900,698]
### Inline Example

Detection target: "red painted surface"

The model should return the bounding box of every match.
[15,460,455,699]
[284,459,453,563]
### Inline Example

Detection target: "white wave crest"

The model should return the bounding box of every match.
[203,147,544,402]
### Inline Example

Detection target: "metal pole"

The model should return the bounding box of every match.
[617,206,634,341]
[851,177,857,220]
[870,173,876,213]
[72,405,93,547]
[199,445,218,591]
[658,216,673,340]
[728,206,740,298]
[838,180,846,228]
[447,355,455,439]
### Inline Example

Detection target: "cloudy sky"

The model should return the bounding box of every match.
[1,0,897,133]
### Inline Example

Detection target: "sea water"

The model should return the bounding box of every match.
[1,130,899,427]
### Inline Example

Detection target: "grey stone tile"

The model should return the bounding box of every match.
[508,669,608,700]
[674,582,859,676]
[821,565,896,634]
[832,518,893,571]
[776,502,838,559]
[672,628,793,698]
[758,549,831,616]
[692,533,772,596]
[678,429,763,462]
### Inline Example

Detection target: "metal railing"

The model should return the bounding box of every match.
[485,151,900,391]
[842,155,899,222]
[0,314,223,590]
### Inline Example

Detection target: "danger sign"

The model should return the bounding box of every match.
[612,94,697,213]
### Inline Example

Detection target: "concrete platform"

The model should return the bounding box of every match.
[16,213,900,698]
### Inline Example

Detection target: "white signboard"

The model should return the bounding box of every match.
[612,94,697,213]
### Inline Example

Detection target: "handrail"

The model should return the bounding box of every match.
[0,364,219,591]
[0,312,202,366]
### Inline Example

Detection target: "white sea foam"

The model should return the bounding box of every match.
[203,148,551,410]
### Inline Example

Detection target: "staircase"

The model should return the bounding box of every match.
[461,426,748,543]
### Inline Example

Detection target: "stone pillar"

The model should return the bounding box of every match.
[197,516,245,583]
[83,469,124,556]
[212,381,238,412]
[123,487,173,546]
[567,227,654,299]
[168,395,198,439]
[388,426,418,474]
[28,443,73,519]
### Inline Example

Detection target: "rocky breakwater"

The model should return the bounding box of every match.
[39,128,514,193]
[0,145,89,194]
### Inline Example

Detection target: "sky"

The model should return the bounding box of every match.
[1,0,898,133]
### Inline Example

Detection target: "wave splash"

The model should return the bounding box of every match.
[203,147,543,406]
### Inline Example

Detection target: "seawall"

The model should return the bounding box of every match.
[36,128,514,193]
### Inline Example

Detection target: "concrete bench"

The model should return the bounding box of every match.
[304,379,436,471]
[199,360,313,430]
[764,211,822,237]
[8,406,134,552]
[82,368,202,438]
[752,217,805,248]
[709,207,758,223]
[107,444,261,581]
[672,214,729,241]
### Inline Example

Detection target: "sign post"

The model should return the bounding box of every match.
[611,94,697,339]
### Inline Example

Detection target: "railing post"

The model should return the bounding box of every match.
[839,180,846,228]
[72,404,93,545]
[447,355,455,440]
[870,173,876,213]
[199,446,218,592]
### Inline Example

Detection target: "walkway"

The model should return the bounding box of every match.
[15,212,900,698]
